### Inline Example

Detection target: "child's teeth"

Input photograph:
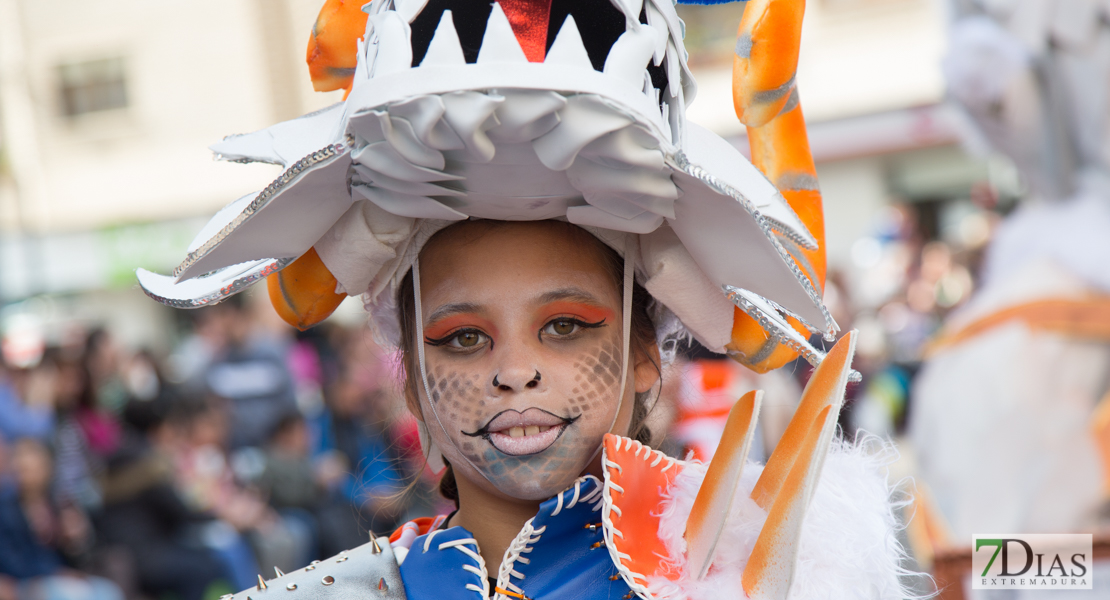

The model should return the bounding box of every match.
[509,427,524,438]
[525,425,539,436]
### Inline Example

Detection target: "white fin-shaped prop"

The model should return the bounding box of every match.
[685,390,763,580]
[545,16,593,69]
[476,3,528,64]
[741,331,856,599]
[421,10,466,67]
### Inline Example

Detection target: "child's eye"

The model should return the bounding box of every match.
[544,319,580,336]
[449,331,487,348]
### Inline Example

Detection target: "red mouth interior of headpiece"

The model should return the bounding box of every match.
[499,0,554,62]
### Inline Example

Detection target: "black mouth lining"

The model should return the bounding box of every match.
[407,0,668,103]
[461,408,579,440]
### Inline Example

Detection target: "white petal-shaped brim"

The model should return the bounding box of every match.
[210,102,347,167]
[138,258,292,308]
[670,123,826,330]
[174,146,353,282]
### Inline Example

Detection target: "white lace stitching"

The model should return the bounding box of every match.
[494,477,604,599]
[495,518,546,598]
[422,529,442,553]
[438,538,491,597]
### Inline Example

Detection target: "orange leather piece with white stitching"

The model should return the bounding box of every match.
[602,434,684,586]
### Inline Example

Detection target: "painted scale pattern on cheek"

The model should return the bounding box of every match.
[568,340,624,416]
[426,369,485,427]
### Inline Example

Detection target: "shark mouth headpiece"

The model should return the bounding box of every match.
[138,0,837,366]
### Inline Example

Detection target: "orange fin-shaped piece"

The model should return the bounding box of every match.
[685,390,763,580]
[306,0,369,93]
[742,404,834,599]
[267,247,347,330]
[601,434,685,595]
[750,330,856,510]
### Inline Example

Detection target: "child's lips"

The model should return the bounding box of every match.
[487,423,565,455]
[471,407,575,456]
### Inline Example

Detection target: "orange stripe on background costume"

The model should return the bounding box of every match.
[925,297,1110,356]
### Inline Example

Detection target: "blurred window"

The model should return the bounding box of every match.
[57,58,128,117]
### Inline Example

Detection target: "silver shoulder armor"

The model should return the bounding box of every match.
[223,538,406,600]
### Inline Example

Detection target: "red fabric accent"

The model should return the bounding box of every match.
[388,514,448,542]
[498,0,553,62]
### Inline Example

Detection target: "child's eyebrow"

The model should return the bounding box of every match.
[535,288,606,306]
[426,302,484,324]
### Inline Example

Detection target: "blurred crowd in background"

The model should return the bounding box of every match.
[0,295,450,600]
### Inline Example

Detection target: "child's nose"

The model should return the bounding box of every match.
[491,368,542,392]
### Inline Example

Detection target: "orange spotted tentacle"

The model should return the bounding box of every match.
[733,0,805,128]
[267,247,348,331]
[729,0,825,373]
[306,0,370,94]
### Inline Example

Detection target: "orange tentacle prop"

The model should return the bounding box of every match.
[267,247,348,331]
[307,0,370,94]
[729,0,826,373]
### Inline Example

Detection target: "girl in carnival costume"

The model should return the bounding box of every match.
[139,0,916,598]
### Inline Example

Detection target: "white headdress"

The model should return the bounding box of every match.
[138,0,836,360]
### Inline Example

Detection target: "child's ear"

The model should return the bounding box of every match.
[633,343,662,394]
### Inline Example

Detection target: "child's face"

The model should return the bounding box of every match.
[413,222,641,501]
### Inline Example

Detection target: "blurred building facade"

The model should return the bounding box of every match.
[0,0,347,348]
[0,0,1009,354]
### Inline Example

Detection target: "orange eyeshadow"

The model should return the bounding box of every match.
[534,302,615,329]
[423,314,497,341]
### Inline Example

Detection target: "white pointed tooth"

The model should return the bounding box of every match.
[370,12,413,77]
[421,10,466,66]
[509,427,525,438]
[604,26,660,86]
[525,426,539,436]
[545,15,593,69]
[477,3,528,64]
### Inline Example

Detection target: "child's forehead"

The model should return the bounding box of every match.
[423,220,610,256]
[418,221,621,290]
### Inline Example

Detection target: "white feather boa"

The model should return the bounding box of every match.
[645,436,917,600]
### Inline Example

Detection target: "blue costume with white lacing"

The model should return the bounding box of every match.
[397,476,632,600]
